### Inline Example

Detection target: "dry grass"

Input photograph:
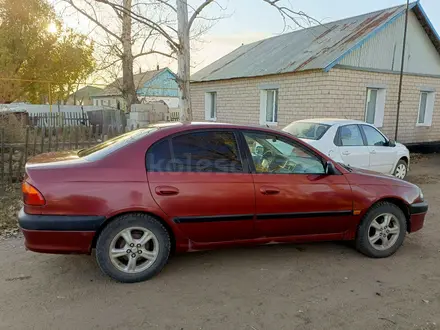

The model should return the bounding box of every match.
[0,183,22,237]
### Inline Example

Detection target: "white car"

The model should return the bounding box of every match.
[283,119,410,179]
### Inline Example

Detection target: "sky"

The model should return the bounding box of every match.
[56,0,440,80]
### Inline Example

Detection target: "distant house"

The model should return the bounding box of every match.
[66,86,102,106]
[191,2,440,145]
[91,67,179,111]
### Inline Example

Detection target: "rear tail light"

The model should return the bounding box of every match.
[22,182,46,206]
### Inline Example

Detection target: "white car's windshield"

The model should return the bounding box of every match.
[283,122,330,140]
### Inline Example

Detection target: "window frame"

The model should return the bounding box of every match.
[204,91,217,121]
[145,129,249,174]
[416,90,435,126]
[259,89,279,126]
[334,124,367,147]
[364,87,386,128]
[238,129,328,175]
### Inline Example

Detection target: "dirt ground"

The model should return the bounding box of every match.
[1,155,440,330]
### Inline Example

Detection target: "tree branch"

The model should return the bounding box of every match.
[64,0,122,42]
[188,0,215,32]
[94,0,179,51]
[261,0,324,31]
[133,50,176,60]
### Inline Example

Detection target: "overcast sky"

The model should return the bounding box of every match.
[56,0,440,79]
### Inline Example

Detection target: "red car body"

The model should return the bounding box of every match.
[19,123,427,255]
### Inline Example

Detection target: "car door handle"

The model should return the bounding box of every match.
[342,151,351,155]
[155,186,179,196]
[260,186,280,195]
[370,149,377,154]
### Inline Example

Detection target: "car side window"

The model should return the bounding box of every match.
[172,131,243,173]
[361,125,387,146]
[147,131,243,173]
[146,139,174,172]
[338,125,364,146]
[243,131,325,174]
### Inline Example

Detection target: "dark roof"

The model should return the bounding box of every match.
[191,2,440,82]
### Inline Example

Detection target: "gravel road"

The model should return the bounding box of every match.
[1,155,439,330]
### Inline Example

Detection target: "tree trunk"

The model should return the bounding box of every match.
[121,0,137,113]
[177,0,192,121]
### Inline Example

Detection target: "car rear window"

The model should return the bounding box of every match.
[283,122,330,140]
[79,128,158,160]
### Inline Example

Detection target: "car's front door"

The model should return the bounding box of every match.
[241,130,354,238]
[335,124,370,169]
[147,130,255,243]
[360,124,396,174]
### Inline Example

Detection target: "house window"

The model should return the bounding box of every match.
[204,92,217,121]
[365,87,386,127]
[417,91,435,126]
[100,100,104,106]
[260,89,278,125]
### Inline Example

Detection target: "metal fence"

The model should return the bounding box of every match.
[29,112,91,127]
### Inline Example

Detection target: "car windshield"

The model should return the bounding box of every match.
[283,122,331,140]
[78,128,158,159]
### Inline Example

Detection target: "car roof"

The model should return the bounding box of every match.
[293,118,366,126]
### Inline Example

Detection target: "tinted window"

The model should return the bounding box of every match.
[244,132,325,174]
[362,125,387,146]
[172,131,243,173]
[339,125,364,146]
[146,139,173,172]
[79,128,158,160]
[283,122,331,140]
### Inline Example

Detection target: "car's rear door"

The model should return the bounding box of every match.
[240,130,354,238]
[360,124,396,174]
[335,124,370,169]
[146,129,255,243]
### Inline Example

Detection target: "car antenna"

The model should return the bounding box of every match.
[266,124,269,128]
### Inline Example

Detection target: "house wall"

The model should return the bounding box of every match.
[191,68,440,144]
[339,11,440,75]
[137,69,179,98]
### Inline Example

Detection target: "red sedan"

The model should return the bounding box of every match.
[19,123,428,283]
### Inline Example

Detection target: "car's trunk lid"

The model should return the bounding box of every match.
[26,150,82,166]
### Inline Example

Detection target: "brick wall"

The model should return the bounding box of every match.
[190,67,440,144]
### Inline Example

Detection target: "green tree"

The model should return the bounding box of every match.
[0,0,95,104]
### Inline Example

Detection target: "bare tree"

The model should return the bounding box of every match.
[64,0,316,120]
[61,0,175,111]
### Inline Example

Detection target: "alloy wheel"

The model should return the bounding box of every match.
[368,213,401,251]
[109,227,159,274]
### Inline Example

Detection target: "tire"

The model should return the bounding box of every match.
[356,202,407,258]
[96,213,171,283]
[393,159,408,180]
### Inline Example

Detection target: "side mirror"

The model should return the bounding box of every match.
[387,140,396,147]
[325,161,338,175]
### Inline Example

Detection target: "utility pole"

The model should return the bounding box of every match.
[395,0,410,141]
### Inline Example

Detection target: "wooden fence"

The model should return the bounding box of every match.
[29,112,91,127]
[0,124,138,186]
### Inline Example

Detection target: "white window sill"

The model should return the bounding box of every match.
[206,118,217,122]
[416,122,431,127]
[264,122,278,127]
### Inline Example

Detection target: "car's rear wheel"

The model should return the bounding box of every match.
[96,213,171,283]
[356,202,407,258]
[394,159,408,179]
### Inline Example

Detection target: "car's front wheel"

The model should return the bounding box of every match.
[394,159,408,179]
[96,213,171,283]
[356,202,407,258]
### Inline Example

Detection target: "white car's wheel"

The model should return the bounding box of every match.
[393,159,408,180]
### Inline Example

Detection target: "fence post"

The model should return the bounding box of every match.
[23,126,29,166]
[40,125,45,154]
[69,126,73,150]
[48,125,52,152]
[8,146,13,184]
[1,129,4,185]
[33,127,38,156]
[55,126,59,151]
[75,126,79,149]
